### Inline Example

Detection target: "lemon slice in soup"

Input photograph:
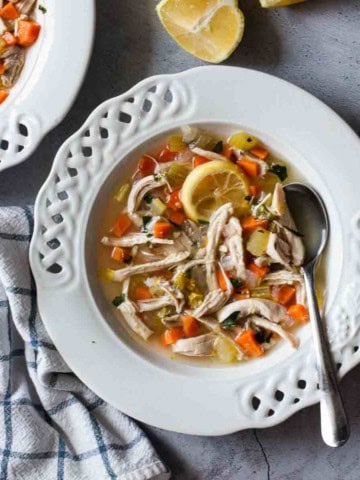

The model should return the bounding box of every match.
[180,160,249,221]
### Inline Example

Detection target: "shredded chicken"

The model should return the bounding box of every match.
[217,298,288,324]
[0,46,25,88]
[172,333,216,356]
[191,147,227,162]
[222,217,246,280]
[137,296,174,312]
[127,175,166,215]
[101,234,174,248]
[249,316,299,348]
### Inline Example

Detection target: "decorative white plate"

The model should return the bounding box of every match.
[29,66,360,435]
[0,0,95,172]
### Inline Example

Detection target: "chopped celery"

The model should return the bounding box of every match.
[168,135,186,152]
[150,198,167,215]
[114,183,130,204]
[174,272,186,291]
[228,131,259,151]
[188,292,203,308]
[99,268,114,282]
[166,163,190,188]
[250,286,272,299]
[214,337,237,363]
[247,228,270,256]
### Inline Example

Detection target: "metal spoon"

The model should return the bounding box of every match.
[284,182,349,448]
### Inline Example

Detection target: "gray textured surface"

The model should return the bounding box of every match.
[1,0,360,478]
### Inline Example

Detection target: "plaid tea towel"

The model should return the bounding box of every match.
[0,206,170,480]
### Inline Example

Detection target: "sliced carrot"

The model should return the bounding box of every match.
[17,20,41,47]
[249,184,261,198]
[216,269,228,292]
[250,146,269,160]
[235,329,263,357]
[234,288,251,301]
[0,90,9,105]
[154,222,172,239]
[112,214,132,237]
[276,285,296,306]
[111,247,130,263]
[158,147,176,163]
[169,211,186,225]
[287,304,309,323]
[162,327,184,346]
[248,261,269,279]
[0,62,4,75]
[223,144,234,161]
[237,158,260,177]
[167,189,182,211]
[3,32,17,46]
[138,155,155,177]
[241,215,269,232]
[134,286,153,301]
[193,155,210,168]
[182,315,201,337]
[0,2,19,19]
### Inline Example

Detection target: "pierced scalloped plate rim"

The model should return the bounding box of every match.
[30,66,360,435]
[0,0,95,172]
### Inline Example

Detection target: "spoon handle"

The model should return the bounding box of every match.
[302,263,349,447]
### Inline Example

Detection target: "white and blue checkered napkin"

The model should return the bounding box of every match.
[0,207,170,480]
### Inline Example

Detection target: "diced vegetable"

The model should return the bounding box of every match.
[233,288,251,300]
[287,304,309,323]
[250,146,269,160]
[0,2,19,20]
[166,162,189,188]
[214,336,237,363]
[168,135,186,152]
[182,315,201,337]
[150,198,167,215]
[0,37,6,54]
[241,215,269,232]
[114,183,130,204]
[248,261,269,279]
[235,329,264,357]
[134,286,153,301]
[111,247,130,263]
[167,189,183,211]
[138,155,155,176]
[162,327,184,345]
[269,164,288,182]
[112,294,125,307]
[237,158,260,177]
[158,147,176,163]
[217,269,228,292]
[173,272,186,291]
[112,214,132,237]
[221,311,239,329]
[228,132,259,151]
[17,20,41,47]
[249,184,260,198]
[0,62,4,75]
[169,211,186,225]
[188,292,203,308]
[246,228,270,256]
[0,90,8,104]
[154,222,172,239]
[276,285,296,306]
[193,155,210,168]
[250,286,271,299]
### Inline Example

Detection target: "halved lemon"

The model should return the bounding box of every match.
[180,160,249,221]
[156,0,245,64]
[260,0,306,7]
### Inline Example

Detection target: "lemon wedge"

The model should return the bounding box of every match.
[260,0,306,7]
[156,0,245,64]
[180,160,249,221]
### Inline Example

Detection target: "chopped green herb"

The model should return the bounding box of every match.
[39,4,47,13]
[213,141,223,154]
[230,278,244,289]
[112,294,125,307]
[144,194,153,204]
[270,164,288,182]
[255,329,273,344]
[198,219,209,225]
[142,216,152,232]
[244,195,252,202]
[221,311,239,329]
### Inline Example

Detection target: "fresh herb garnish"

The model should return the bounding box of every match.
[213,141,223,154]
[144,194,153,204]
[270,164,288,182]
[255,329,273,344]
[198,219,209,225]
[141,216,152,232]
[244,195,252,202]
[221,311,239,329]
[112,294,125,307]
[39,4,47,13]
[230,278,244,289]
